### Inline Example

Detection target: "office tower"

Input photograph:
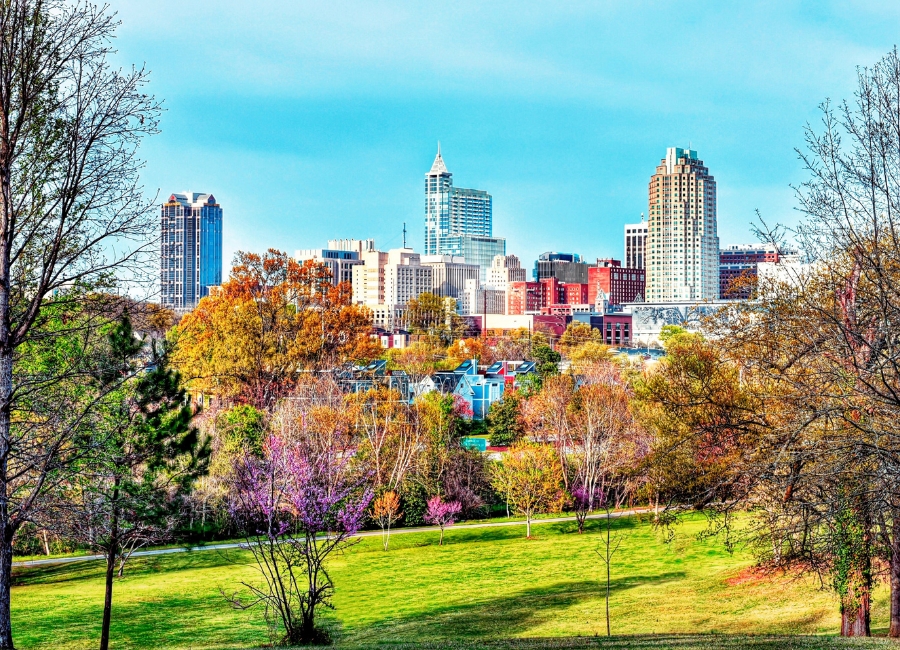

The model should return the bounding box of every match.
[587,259,645,307]
[424,144,494,271]
[486,254,527,290]
[294,248,362,285]
[421,255,481,303]
[384,249,433,307]
[533,252,589,283]
[160,192,223,313]
[719,244,799,299]
[646,148,720,302]
[328,239,375,255]
[624,218,648,270]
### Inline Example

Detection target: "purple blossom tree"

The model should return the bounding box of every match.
[572,483,599,534]
[424,496,462,546]
[226,433,371,645]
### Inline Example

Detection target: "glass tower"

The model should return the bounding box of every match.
[160,192,223,313]
[424,144,493,257]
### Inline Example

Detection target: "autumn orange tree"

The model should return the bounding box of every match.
[446,337,491,366]
[372,491,402,551]
[170,249,379,408]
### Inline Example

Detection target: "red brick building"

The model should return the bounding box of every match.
[719,245,798,299]
[507,281,543,315]
[587,259,646,307]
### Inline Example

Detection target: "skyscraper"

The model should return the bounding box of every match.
[646,148,719,302]
[424,144,495,260]
[160,192,223,313]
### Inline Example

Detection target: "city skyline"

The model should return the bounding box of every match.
[109,2,900,270]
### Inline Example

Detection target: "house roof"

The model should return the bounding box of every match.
[432,372,461,392]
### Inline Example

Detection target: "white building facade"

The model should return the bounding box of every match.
[295,248,362,285]
[384,248,433,307]
[461,278,506,315]
[486,254,527,291]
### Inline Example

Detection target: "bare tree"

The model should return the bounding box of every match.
[0,2,160,647]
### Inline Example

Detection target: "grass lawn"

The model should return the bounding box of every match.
[11,513,899,649]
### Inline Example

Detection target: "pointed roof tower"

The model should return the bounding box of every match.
[428,141,450,176]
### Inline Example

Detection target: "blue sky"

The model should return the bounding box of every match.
[113,1,900,269]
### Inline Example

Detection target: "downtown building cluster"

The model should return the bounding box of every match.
[160,146,803,345]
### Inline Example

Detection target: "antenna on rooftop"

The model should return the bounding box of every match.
[403,222,407,248]
[641,212,644,222]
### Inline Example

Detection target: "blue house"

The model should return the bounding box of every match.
[409,359,540,420]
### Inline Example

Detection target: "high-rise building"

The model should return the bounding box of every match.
[624,218,648,270]
[295,248,362,286]
[160,192,223,313]
[421,255,481,304]
[719,244,799,299]
[486,254,527,291]
[533,252,589,283]
[646,148,720,302]
[424,145,494,268]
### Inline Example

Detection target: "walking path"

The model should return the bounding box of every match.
[13,508,648,569]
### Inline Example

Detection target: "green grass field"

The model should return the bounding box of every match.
[11,514,900,649]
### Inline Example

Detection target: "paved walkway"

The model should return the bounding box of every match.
[14,509,648,569]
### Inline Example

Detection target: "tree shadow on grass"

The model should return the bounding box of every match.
[345,574,685,645]
[12,547,243,587]
[315,634,900,649]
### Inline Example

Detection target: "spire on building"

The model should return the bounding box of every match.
[428,142,449,175]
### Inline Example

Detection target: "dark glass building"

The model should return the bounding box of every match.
[160,192,223,313]
[532,252,589,283]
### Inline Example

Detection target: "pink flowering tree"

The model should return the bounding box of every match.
[226,434,371,645]
[424,496,462,545]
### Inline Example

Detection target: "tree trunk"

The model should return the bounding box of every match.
[299,608,315,645]
[41,530,50,556]
[100,482,120,650]
[605,523,611,636]
[526,516,531,538]
[0,526,13,650]
[439,527,444,546]
[841,588,871,636]
[0,346,16,650]
[891,513,900,637]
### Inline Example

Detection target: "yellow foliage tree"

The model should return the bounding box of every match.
[491,442,565,538]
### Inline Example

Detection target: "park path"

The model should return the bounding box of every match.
[13,508,648,569]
